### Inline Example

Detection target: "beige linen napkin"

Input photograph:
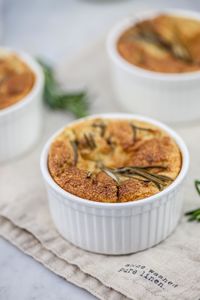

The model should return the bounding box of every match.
[1,40,200,300]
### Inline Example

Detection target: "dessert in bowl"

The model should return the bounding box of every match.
[0,48,44,162]
[117,14,200,74]
[41,113,189,255]
[0,51,35,109]
[48,117,181,203]
[107,10,200,123]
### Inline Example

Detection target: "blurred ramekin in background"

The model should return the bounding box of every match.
[0,48,44,162]
[40,113,189,255]
[107,10,200,123]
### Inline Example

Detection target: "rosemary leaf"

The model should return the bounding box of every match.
[101,167,120,185]
[132,165,167,170]
[120,173,149,182]
[131,124,154,143]
[132,125,137,143]
[185,180,200,222]
[195,180,200,196]
[37,59,89,118]
[188,215,197,222]
[84,133,96,150]
[147,172,173,182]
[70,140,78,166]
[126,168,165,191]
[185,208,200,217]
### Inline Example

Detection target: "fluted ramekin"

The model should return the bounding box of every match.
[40,113,189,255]
[0,48,44,162]
[107,10,200,123]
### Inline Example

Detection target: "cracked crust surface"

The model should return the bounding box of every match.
[48,118,182,203]
[118,14,200,73]
[0,51,35,110]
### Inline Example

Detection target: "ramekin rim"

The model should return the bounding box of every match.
[0,47,44,117]
[107,9,200,81]
[40,113,190,209]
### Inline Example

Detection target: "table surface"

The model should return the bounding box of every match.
[1,0,200,299]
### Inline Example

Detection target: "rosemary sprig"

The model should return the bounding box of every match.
[131,124,154,143]
[102,165,172,191]
[135,23,193,63]
[84,133,96,150]
[37,59,89,118]
[185,181,200,222]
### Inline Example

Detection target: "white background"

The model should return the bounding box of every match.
[1,0,200,299]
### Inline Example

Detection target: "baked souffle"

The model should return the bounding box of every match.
[48,118,182,203]
[0,51,35,109]
[117,14,200,73]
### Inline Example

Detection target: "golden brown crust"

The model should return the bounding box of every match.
[0,52,35,109]
[48,118,182,203]
[117,14,200,73]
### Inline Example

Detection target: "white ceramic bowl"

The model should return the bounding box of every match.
[40,113,189,255]
[107,10,200,123]
[0,48,44,162]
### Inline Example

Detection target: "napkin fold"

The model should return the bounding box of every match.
[1,40,200,300]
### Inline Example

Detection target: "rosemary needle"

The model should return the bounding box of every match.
[70,140,78,166]
[131,124,154,143]
[84,133,96,150]
[185,180,200,222]
[101,167,120,185]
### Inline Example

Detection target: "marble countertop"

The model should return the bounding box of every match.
[1,0,200,299]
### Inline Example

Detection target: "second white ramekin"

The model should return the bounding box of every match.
[0,48,44,162]
[40,113,189,255]
[107,10,200,123]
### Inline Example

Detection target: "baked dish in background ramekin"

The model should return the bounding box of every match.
[41,113,189,255]
[117,14,200,74]
[0,48,44,162]
[107,10,200,123]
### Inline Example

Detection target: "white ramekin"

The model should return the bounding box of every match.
[40,113,189,255]
[107,10,200,123]
[0,48,44,162]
